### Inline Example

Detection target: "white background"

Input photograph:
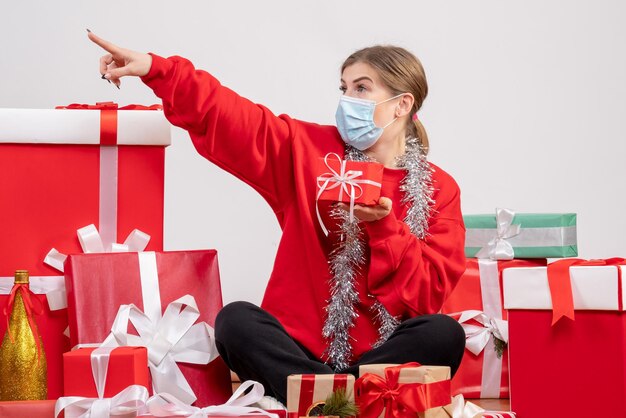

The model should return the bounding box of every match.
[1,1,624,305]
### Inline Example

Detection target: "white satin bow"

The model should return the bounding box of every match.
[456,310,509,356]
[43,224,150,312]
[146,380,279,418]
[475,208,521,260]
[45,224,151,273]
[55,385,149,418]
[101,294,219,405]
[450,394,485,418]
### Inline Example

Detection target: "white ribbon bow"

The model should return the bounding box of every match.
[45,224,151,273]
[315,153,382,236]
[450,394,485,418]
[454,310,508,356]
[101,294,219,405]
[55,346,149,418]
[475,208,521,260]
[55,385,149,418]
[42,224,150,312]
[146,380,279,418]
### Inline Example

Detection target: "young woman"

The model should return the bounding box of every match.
[89,32,466,405]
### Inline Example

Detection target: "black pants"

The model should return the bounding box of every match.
[214,301,465,404]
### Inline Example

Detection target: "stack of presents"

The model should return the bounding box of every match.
[0,103,622,418]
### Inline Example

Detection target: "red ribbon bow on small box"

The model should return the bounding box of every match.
[355,362,451,418]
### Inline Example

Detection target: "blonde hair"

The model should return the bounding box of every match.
[341,45,430,154]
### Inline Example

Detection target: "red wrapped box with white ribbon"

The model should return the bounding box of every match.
[0,103,170,398]
[441,258,546,398]
[315,153,383,236]
[63,347,149,398]
[64,250,233,407]
[55,346,149,418]
[503,258,626,418]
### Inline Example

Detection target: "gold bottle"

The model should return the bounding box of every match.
[0,270,47,400]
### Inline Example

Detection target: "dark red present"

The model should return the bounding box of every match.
[64,250,232,407]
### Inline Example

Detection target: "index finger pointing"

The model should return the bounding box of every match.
[87,31,121,54]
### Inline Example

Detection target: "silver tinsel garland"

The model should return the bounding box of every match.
[322,137,434,370]
[321,208,364,371]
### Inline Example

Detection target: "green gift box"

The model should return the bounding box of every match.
[464,208,577,259]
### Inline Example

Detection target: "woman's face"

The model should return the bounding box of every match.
[340,61,400,129]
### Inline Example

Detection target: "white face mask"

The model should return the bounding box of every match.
[335,94,403,150]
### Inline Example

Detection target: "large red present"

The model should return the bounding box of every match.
[441,258,546,398]
[64,250,232,407]
[286,373,355,418]
[0,103,170,398]
[63,347,149,398]
[503,259,626,418]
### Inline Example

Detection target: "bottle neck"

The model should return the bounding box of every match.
[14,270,29,285]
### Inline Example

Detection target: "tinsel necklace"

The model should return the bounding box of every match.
[322,137,434,371]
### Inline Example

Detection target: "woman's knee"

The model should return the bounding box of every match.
[215,301,259,344]
[402,313,466,356]
[431,314,466,354]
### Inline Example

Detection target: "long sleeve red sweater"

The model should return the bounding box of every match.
[141,54,466,364]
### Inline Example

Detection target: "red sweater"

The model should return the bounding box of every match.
[142,54,466,364]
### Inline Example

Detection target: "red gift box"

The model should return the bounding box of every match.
[0,104,169,276]
[503,260,626,418]
[0,400,56,418]
[63,347,149,398]
[0,104,170,399]
[316,153,383,206]
[441,258,546,398]
[64,250,232,407]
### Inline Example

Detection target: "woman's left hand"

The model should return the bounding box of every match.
[336,197,392,222]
